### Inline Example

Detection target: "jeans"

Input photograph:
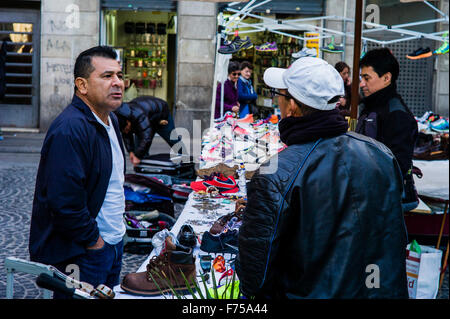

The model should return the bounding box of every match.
[53,240,123,299]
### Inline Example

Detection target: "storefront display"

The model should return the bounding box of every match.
[103,10,176,106]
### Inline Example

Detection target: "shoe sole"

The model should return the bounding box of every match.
[120,284,195,297]
[406,52,432,59]
[321,48,344,53]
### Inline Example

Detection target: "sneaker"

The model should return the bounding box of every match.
[214,111,234,124]
[255,42,278,52]
[406,47,432,60]
[196,163,239,179]
[218,36,253,54]
[237,113,254,123]
[292,47,317,58]
[177,224,197,248]
[430,118,449,133]
[200,229,239,254]
[434,32,449,55]
[233,124,251,135]
[321,37,344,53]
[120,237,196,296]
[434,41,449,55]
[416,111,434,123]
[190,173,239,194]
[209,210,244,235]
[124,213,145,229]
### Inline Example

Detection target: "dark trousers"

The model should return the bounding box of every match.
[140,114,187,155]
[53,240,123,299]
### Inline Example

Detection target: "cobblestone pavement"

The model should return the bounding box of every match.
[0,152,448,299]
[0,154,184,299]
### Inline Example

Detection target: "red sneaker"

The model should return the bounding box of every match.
[190,174,238,193]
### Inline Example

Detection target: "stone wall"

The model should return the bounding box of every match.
[39,0,100,131]
[174,0,217,137]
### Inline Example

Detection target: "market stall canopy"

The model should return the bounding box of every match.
[218,0,324,15]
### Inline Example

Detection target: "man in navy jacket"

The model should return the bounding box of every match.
[29,46,126,297]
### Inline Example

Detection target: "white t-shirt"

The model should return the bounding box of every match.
[92,112,126,245]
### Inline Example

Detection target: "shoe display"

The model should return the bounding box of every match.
[190,173,239,194]
[233,124,251,136]
[433,32,449,55]
[255,41,278,52]
[321,36,344,53]
[237,113,254,123]
[124,213,145,229]
[214,111,234,124]
[196,163,239,179]
[360,40,368,59]
[406,47,432,60]
[292,47,317,58]
[200,229,239,254]
[209,210,244,235]
[218,36,253,54]
[177,224,197,248]
[430,118,449,133]
[121,237,196,296]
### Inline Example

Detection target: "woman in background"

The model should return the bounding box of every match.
[237,61,258,118]
[335,61,352,117]
[215,61,240,119]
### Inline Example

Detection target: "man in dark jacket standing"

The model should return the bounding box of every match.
[29,46,126,297]
[114,96,183,166]
[356,48,419,211]
[236,57,408,299]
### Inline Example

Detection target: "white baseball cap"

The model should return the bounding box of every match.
[263,57,344,111]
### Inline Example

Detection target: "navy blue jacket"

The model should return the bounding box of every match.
[29,95,126,265]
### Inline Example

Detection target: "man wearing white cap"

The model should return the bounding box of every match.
[236,57,408,299]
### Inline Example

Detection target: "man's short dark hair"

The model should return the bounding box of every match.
[240,61,253,71]
[74,46,117,90]
[360,48,399,83]
[228,61,240,74]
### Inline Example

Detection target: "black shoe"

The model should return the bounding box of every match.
[406,47,432,59]
[218,36,253,54]
[200,229,238,254]
[177,224,197,248]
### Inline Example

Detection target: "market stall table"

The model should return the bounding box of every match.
[114,189,240,299]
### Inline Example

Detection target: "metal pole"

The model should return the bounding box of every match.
[349,0,363,130]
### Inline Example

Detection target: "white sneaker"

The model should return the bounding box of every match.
[292,47,317,59]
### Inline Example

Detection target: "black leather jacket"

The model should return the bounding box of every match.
[114,96,169,159]
[236,132,409,299]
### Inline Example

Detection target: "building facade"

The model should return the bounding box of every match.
[0,0,448,133]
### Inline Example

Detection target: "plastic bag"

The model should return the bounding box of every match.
[406,241,443,299]
[151,229,177,255]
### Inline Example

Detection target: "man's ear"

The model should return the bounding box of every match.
[288,98,302,117]
[383,72,392,84]
[75,77,88,95]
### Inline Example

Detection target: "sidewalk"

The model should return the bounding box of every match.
[0,131,190,155]
[0,132,46,153]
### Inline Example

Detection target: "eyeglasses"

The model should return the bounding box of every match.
[269,88,291,99]
[231,72,240,76]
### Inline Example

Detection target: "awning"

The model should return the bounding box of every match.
[101,0,177,12]
[218,0,324,15]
